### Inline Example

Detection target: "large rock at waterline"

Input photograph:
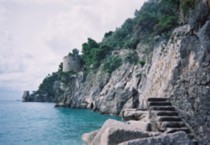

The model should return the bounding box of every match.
[126,120,152,132]
[54,102,66,107]
[119,131,191,145]
[22,91,31,102]
[85,119,159,145]
[120,109,152,131]
[82,130,99,145]
[121,109,148,121]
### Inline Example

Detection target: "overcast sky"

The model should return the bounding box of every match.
[0,0,145,100]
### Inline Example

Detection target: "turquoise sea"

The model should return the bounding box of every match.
[0,101,119,145]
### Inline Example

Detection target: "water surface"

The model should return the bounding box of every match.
[0,101,119,145]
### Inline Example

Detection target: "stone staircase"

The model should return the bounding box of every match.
[147,98,199,145]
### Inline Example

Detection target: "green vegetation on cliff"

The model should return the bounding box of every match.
[82,38,111,70]
[181,0,197,17]
[34,0,182,99]
[80,0,180,72]
[102,0,180,50]
[37,72,59,96]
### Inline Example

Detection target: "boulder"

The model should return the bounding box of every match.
[119,131,191,145]
[127,120,152,132]
[82,130,99,145]
[54,102,66,107]
[121,109,148,121]
[85,119,159,145]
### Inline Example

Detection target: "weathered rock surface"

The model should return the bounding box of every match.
[120,109,152,131]
[121,109,149,120]
[83,119,160,145]
[136,21,210,143]
[56,50,143,115]
[82,130,99,145]
[118,131,191,145]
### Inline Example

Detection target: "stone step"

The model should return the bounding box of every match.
[158,116,182,122]
[165,127,191,134]
[150,106,175,111]
[188,134,199,145]
[148,98,168,102]
[192,139,199,145]
[148,101,172,107]
[156,111,179,117]
[188,133,195,139]
[161,122,186,128]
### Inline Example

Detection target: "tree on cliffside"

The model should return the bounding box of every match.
[38,72,59,96]
[82,38,111,69]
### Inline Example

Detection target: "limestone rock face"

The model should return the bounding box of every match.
[170,21,210,144]
[57,50,144,115]
[57,21,210,144]
[136,21,210,143]
[48,1,210,143]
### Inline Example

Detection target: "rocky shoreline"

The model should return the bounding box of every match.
[82,98,198,145]
[82,119,191,145]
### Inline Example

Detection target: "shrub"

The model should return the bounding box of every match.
[125,52,139,65]
[156,15,177,34]
[104,31,113,38]
[103,56,122,74]
[124,38,139,49]
[134,0,179,38]
[38,72,59,96]
[139,60,146,67]
[101,18,135,49]
[136,73,142,78]
[181,0,197,17]
[58,71,77,85]
[82,38,112,69]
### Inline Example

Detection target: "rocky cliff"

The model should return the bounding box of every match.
[23,0,210,144]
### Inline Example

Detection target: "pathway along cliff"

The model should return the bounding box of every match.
[23,0,210,144]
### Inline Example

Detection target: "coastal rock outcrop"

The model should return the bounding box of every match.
[83,119,192,145]
[82,130,99,145]
[22,90,55,102]
[22,91,31,102]
[82,119,160,145]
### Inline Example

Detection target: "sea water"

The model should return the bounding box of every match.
[0,101,120,145]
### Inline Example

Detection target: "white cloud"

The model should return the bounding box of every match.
[0,0,145,100]
[42,0,145,51]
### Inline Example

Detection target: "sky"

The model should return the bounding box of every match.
[0,0,145,100]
